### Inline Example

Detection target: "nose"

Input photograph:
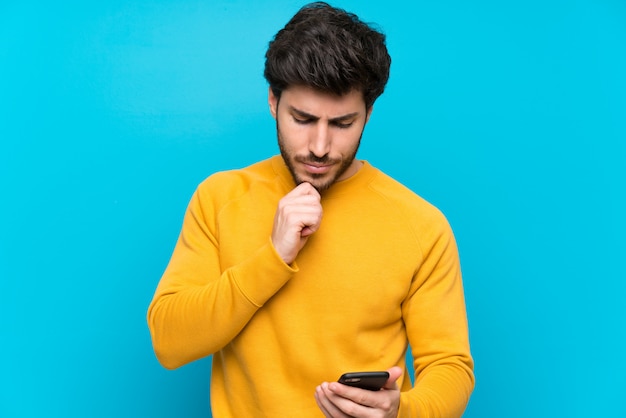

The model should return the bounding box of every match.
[309,123,331,158]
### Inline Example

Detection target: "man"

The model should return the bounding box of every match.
[148,2,474,417]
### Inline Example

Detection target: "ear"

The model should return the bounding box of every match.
[268,87,278,119]
[365,106,374,124]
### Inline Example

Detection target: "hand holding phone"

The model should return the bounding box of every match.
[337,371,390,391]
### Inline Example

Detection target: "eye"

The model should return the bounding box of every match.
[293,116,312,125]
[333,121,354,129]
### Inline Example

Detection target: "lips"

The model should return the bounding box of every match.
[303,162,333,174]
[295,155,339,175]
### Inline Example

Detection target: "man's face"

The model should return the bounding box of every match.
[269,85,372,192]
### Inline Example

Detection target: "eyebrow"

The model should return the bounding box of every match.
[289,106,360,123]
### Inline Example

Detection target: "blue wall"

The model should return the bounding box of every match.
[2,1,624,416]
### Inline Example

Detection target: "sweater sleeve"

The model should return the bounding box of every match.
[147,184,296,370]
[398,215,475,418]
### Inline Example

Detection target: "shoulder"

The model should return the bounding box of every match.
[197,158,276,195]
[367,166,453,239]
[369,168,445,220]
[191,157,280,212]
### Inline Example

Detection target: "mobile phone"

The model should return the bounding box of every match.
[337,371,389,391]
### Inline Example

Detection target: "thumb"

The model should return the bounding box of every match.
[383,366,403,390]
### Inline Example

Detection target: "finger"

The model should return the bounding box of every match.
[279,199,323,231]
[291,181,321,199]
[281,208,322,234]
[315,383,350,418]
[301,226,315,238]
[328,382,378,409]
[314,388,331,417]
[276,193,322,219]
[271,183,323,264]
[280,198,323,216]
[383,366,403,390]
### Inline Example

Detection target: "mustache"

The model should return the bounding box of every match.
[294,153,340,165]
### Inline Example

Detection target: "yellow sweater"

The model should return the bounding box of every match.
[148,156,474,417]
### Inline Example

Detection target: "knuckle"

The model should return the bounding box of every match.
[379,399,392,410]
[280,204,296,216]
[277,199,289,211]
[343,403,359,416]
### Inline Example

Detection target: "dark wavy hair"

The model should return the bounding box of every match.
[264,2,391,109]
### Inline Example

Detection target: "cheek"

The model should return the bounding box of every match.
[278,121,309,147]
[336,132,362,152]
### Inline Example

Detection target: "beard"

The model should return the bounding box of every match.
[276,120,363,193]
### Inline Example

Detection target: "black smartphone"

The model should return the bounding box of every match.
[337,371,389,391]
